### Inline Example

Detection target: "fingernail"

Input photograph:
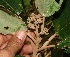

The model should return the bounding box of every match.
[16,30,26,40]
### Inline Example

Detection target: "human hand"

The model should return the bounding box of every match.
[0,30,33,57]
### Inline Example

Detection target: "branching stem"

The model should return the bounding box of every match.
[41,33,56,48]
[38,45,55,52]
[26,33,37,44]
[45,51,51,57]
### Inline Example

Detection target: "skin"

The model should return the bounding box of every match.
[0,30,34,57]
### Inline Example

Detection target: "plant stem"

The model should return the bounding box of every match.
[27,33,37,44]
[41,33,57,49]
[45,51,51,57]
[38,45,55,52]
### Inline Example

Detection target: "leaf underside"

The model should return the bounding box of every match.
[0,10,26,35]
[35,0,63,17]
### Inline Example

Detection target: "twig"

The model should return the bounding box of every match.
[36,25,39,37]
[45,51,51,57]
[46,21,52,26]
[41,33,56,48]
[48,24,53,30]
[38,45,55,52]
[26,33,37,44]
[29,39,37,57]
[37,53,41,57]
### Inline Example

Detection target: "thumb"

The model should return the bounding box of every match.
[0,30,26,57]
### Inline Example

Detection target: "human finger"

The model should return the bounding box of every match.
[0,30,26,57]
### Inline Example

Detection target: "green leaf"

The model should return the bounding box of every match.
[23,0,31,6]
[15,55,25,57]
[0,0,23,15]
[53,0,70,53]
[0,10,26,35]
[35,0,63,17]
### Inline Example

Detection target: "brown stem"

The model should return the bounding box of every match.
[41,33,56,48]
[46,21,52,26]
[38,45,55,52]
[41,17,45,33]
[45,51,51,57]
[48,24,53,30]
[37,53,41,57]
[30,39,37,57]
[27,33,37,44]
[36,25,39,37]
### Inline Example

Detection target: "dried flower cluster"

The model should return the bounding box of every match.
[27,13,49,35]
[27,13,56,57]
